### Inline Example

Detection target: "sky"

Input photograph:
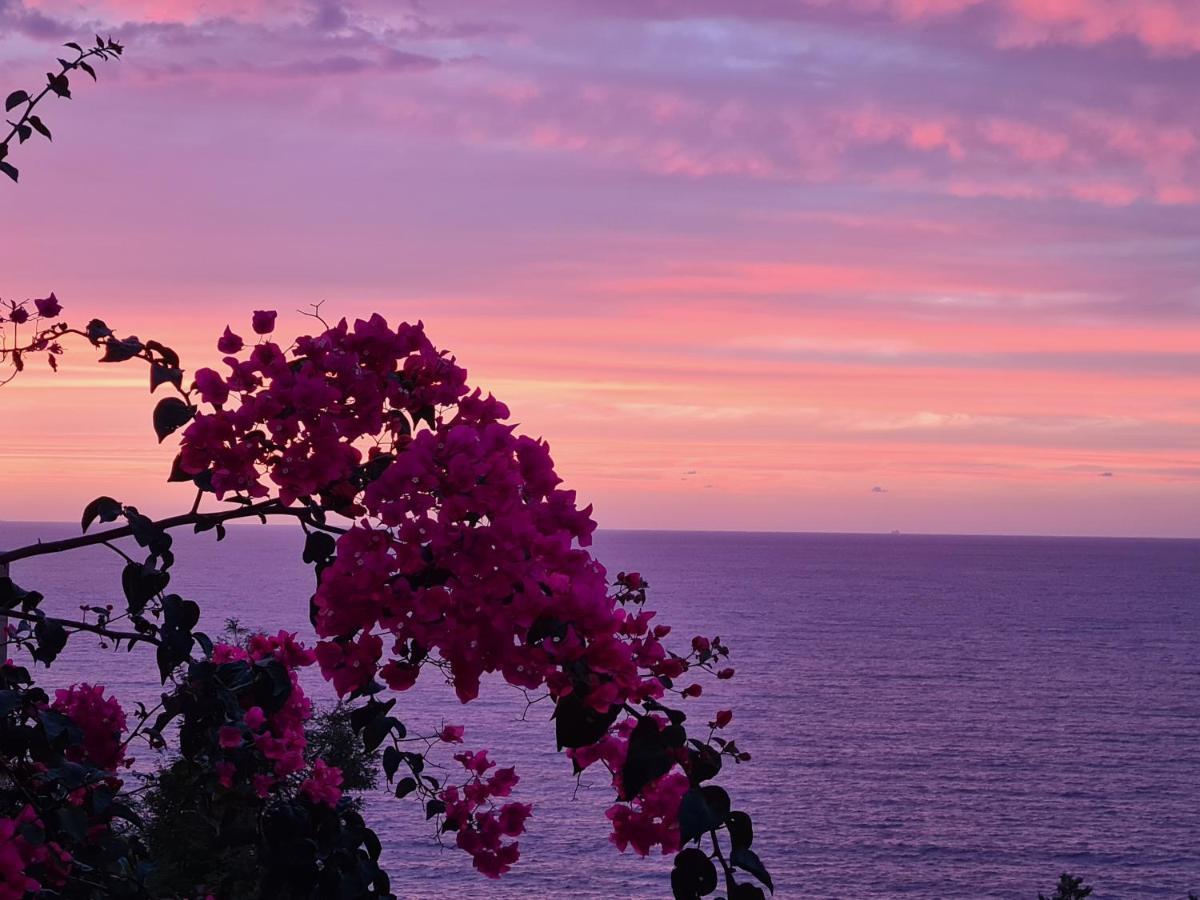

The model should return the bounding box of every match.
[0,0,1197,537]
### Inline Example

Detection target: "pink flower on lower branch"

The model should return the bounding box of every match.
[252,774,276,798]
[487,766,519,797]
[453,749,494,777]
[217,325,244,354]
[439,724,465,743]
[497,802,532,837]
[51,683,127,771]
[437,749,531,878]
[251,309,277,335]
[606,771,690,857]
[300,760,343,807]
[0,816,42,900]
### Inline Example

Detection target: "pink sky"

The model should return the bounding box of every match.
[0,0,1197,536]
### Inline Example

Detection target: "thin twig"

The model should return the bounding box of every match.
[2,606,158,646]
[0,500,345,566]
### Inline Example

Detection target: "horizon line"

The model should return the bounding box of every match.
[0,519,1196,543]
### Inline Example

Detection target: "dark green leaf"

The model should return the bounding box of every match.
[79,61,96,80]
[730,848,773,894]
[678,789,724,844]
[382,746,401,781]
[99,336,142,362]
[620,716,673,801]
[413,405,436,430]
[0,577,42,613]
[701,785,731,820]
[727,811,753,850]
[32,618,68,665]
[394,776,417,799]
[730,884,767,900]
[0,690,21,717]
[402,751,424,775]
[672,847,718,899]
[46,72,70,98]
[363,715,396,753]
[150,362,182,392]
[38,709,75,742]
[153,397,195,442]
[81,495,122,532]
[4,90,28,111]
[194,631,214,658]
[85,319,113,342]
[121,561,168,613]
[144,340,180,368]
[663,723,687,747]
[553,692,620,750]
[350,698,394,733]
[27,115,50,140]
[688,742,722,785]
[303,531,337,564]
[57,806,88,842]
[167,454,192,482]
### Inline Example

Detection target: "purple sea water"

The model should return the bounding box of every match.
[1,524,1198,898]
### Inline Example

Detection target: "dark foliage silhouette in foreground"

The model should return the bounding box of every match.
[0,291,766,899]
[1,36,123,184]
[1038,873,1093,900]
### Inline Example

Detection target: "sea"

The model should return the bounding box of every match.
[1,524,1197,899]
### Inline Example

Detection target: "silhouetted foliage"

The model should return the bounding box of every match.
[0,303,767,897]
[1039,873,1093,900]
[138,702,384,898]
[1,36,123,184]
[304,702,380,796]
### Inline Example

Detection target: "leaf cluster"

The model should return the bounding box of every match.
[2,36,123,183]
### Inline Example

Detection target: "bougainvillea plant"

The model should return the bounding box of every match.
[1,36,124,184]
[0,297,772,900]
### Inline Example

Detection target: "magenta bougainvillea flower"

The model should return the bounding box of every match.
[217,325,244,354]
[251,309,277,335]
[0,301,758,895]
[167,311,746,870]
[33,293,61,318]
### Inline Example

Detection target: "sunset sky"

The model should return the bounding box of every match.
[1,0,1197,536]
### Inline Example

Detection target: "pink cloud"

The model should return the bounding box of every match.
[1068,180,1142,207]
[0,0,1197,535]
[999,0,1200,54]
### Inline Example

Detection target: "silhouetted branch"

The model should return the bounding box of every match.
[2,35,124,184]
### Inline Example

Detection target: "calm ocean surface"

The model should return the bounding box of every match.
[1,524,1197,899]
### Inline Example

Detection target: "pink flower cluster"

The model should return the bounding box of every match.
[208,631,341,805]
[50,683,127,771]
[176,313,736,866]
[569,715,692,856]
[0,806,71,900]
[606,771,690,856]
[300,759,344,808]
[439,748,532,878]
